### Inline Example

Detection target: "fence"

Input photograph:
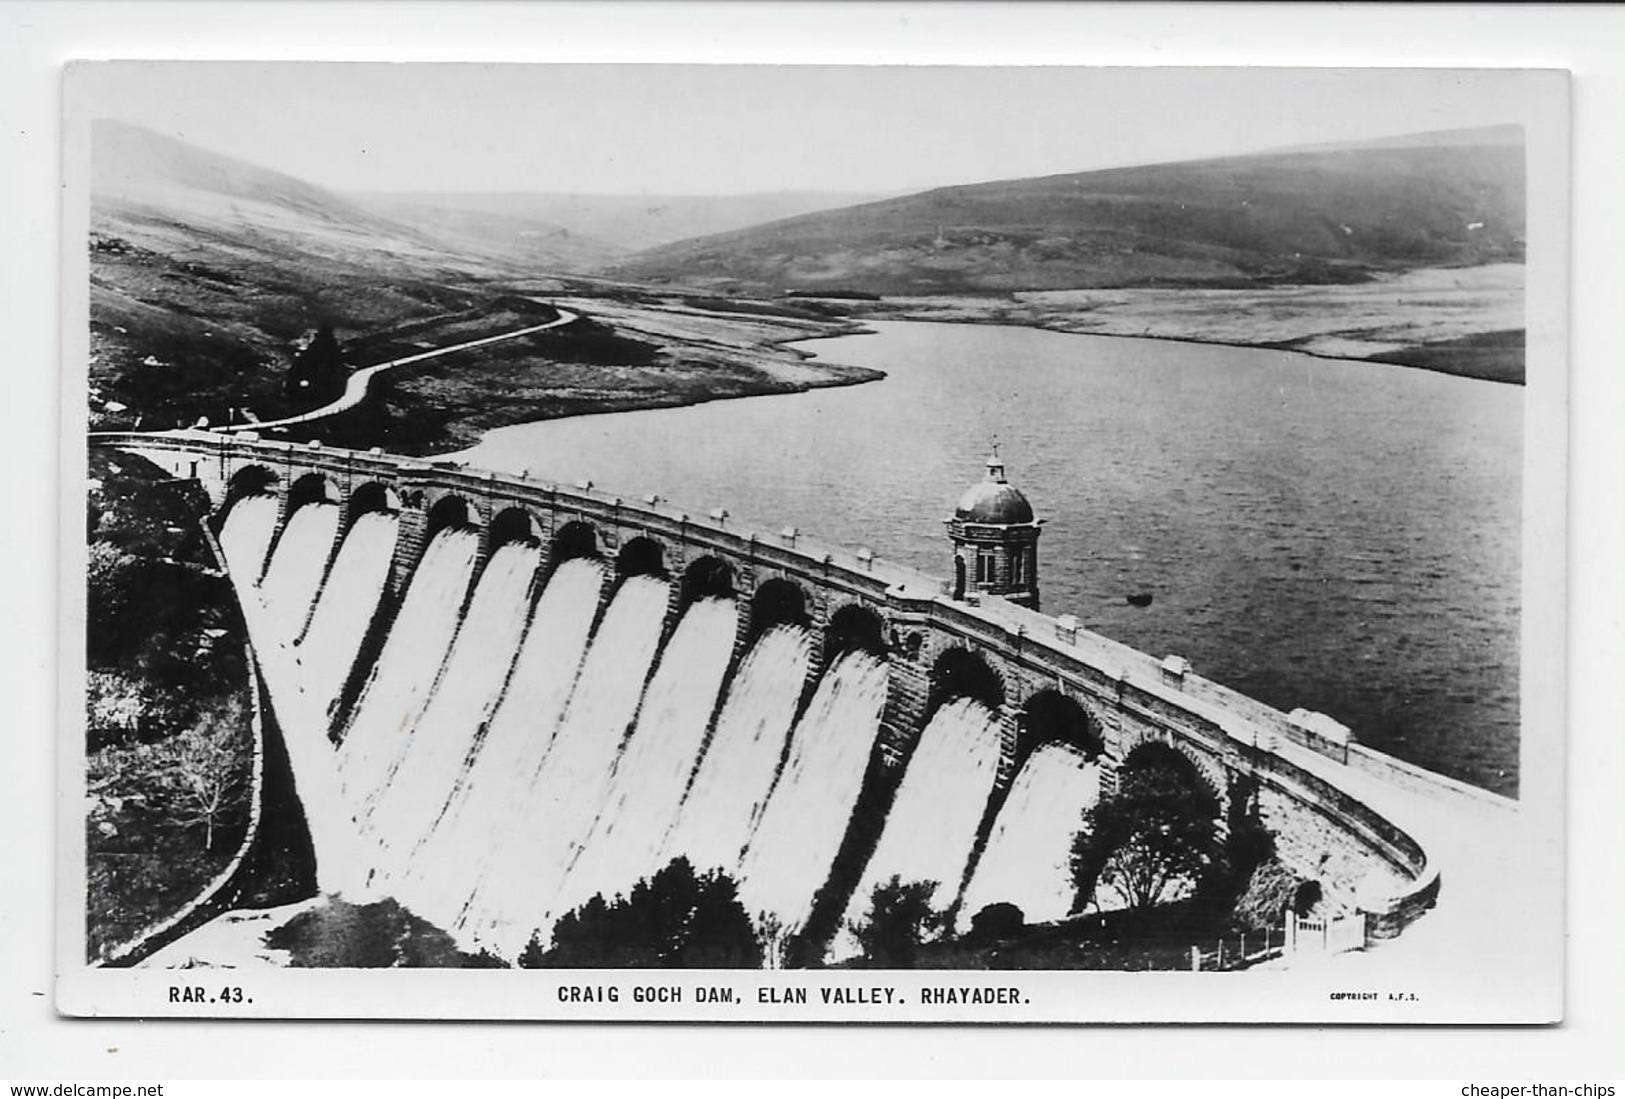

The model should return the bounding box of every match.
[1286,910,1366,956]
[1187,926,1287,971]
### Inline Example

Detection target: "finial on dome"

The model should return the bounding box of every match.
[986,440,1006,483]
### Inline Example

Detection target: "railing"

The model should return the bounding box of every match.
[1189,926,1289,971]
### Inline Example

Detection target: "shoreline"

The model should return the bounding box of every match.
[842,310,1525,385]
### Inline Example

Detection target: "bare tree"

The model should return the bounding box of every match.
[165,719,249,852]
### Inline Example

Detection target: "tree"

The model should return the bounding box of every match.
[164,712,250,852]
[523,857,764,969]
[1071,759,1222,912]
[848,876,943,968]
[286,325,347,406]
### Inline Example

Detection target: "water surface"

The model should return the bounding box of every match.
[455,321,1522,795]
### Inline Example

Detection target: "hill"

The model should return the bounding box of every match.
[86,121,868,440]
[359,189,891,253]
[609,132,1525,295]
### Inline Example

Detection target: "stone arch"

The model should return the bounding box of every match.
[1121,739,1222,806]
[550,520,600,568]
[747,577,811,644]
[348,480,402,524]
[679,555,736,611]
[1017,689,1105,768]
[286,471,341,514]
[221,463,279,515]
[425,494,479,542]
[927,646,1005,719]
[616,535,668,579]
[823,602,887,663]
[489,506,544,550]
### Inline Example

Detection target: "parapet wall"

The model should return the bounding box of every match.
[97,429,1491,942]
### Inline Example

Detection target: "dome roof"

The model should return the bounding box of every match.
[955,451,1035,524]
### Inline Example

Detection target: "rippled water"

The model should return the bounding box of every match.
[457,321,1522,794]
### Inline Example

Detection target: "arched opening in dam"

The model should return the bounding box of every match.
[1017,690,1104,767]
[425,494,478,539]
[823,602,887,665]
[488,506,544,551]
[926,646,1006,720]
[287,471,342,513]
[549,519,600,570]
[616,535,668,580]
[746,577,810,646]
[347,481,402,527]
[1122,739,1221,806]
[220,462,278,516]
[679,555,736,611]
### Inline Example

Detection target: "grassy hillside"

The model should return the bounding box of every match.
[362,189,891,253]
[611,134,1525,295]
[86,122,868,439]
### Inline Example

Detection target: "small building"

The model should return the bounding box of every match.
[946,448,1043,610]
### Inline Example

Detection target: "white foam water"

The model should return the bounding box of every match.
[337,527,480,821]
[550,595,739,920]
[662,624,812,878]
[734,648,889,937]
[461,572,670,956]
[402,556,605,931]
[835,696,1003,957]
[216,494,279,584]
[294,510,400,728]
[257,502,341,648]
[362,540,542,897]
[956,742,1100,931]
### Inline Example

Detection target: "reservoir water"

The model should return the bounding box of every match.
[453,320,1522,796]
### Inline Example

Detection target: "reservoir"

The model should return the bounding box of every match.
[453,320,1521,796]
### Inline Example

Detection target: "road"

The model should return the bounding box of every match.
[221,306,580,434]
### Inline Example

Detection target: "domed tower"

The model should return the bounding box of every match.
[946,447,1042,610]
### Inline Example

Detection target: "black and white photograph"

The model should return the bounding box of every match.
[56,58,1568,1024]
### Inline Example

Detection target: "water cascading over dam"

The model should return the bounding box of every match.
[832,696,1004,955]
[109,432,1458,966]
[957,743,1101,929]
[662,624,814,880]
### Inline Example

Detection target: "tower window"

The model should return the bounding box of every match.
[1012,550,1024,585]
[976,549,996,584]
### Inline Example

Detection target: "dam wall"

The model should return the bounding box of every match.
[97,429,1477,952]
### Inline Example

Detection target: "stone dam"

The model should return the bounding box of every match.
[96,429,1516,964]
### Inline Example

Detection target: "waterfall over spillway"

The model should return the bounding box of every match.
[957,743,1099,931]
[401,556,605,931]
[361,540,543,898]
[258,502,342,647]
[208,485,1097,962]
[337,527,481,819]
[735,648,889,937]
[663,624,813,878]
[550,595,740,921]
[294,511,399,726]
[216,494,279,583]
[836,696,1003,955]
[461,572,671,956]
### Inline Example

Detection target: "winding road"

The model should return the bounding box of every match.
[221,306,580,435]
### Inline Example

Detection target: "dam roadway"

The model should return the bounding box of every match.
[98,429,1536,997]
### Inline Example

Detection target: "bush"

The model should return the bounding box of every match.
[967,902,1027,943]
[848,877,943,968]
[1071,760,1222,913]
[522,858,763,969]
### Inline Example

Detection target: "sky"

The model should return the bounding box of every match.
[68,62,1561,196]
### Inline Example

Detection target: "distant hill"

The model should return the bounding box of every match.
[88,120,527,430]
[609,130,1525,295]
[92,119,593,277]
[353,193,626,271]
[361,190,892,253]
